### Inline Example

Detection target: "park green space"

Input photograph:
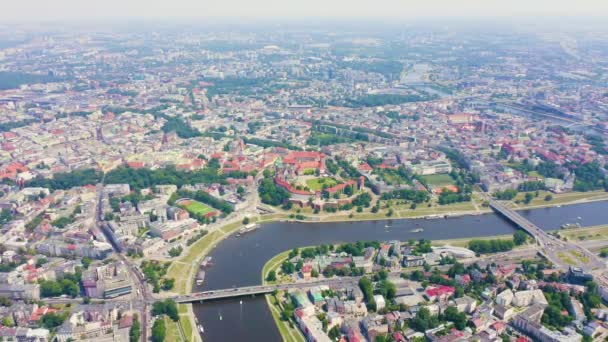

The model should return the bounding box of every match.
[305,177,338,191]
[165,316,183,341]
[512,190,608,208]
[261,249,310,342]
[374,168,410,186]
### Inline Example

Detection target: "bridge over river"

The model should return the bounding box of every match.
[172,277,360,303]
[489,199,604,271]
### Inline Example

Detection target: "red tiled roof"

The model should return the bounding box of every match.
[426,285,455,298]
[358,163,373,172]
[325,180,356,194]
[127,161,145,169]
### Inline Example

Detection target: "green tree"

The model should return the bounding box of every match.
[513,230,528,245]
[358,277,376,311]
[151,318,166,342]
[130,314,141,342]
[81,257,92,269]
[266,270,277,282]
[161,278,175,291]
[328,325,341,340]
[41,312,67,329]
[0,297,12,307]
[1,316,14,327]
[410,307,439,332]
[442,306,467,330]
[151,299,179,321]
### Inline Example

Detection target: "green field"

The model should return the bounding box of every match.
[421,174,455,187]
[179,200,214,215]
[305,177,338,191]
[527,171,543,179]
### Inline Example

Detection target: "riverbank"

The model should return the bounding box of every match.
[178,195,607,341]
[275,191,608,223]
[192,200,608,341]
[162,214,284,342]
[258,223,608,341]
[262,250,306,342]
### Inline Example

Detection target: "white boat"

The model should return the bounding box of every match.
[198,325,204,333]
[410,228,424,233]
[201,256,213,268]
[239,223,259,235]
[196,271,206,285]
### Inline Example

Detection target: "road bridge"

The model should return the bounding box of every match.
[489,199,604,271]
[172,277,360,303]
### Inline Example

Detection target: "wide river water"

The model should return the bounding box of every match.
[193,200,608,341]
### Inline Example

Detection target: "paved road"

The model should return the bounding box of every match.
[96,181,150,342]
[173,277,360,303]
[489,198,605,271]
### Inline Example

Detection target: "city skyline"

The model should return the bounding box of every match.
[3,0,608,22]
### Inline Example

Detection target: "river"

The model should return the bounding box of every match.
[193,200,608,341]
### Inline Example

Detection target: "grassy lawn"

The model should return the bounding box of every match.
[374,169,410,186]
[432,233,514,248]
[557,252,576,265]
[569,250,590,263]
[305,177,338,191]
[262,250,291,284]
[266,293,306,342]
[396,201,477,218]
[179,307,194,342]
[165,316,183,341]
[421,174,455,187]
[514,190,608,208]
[262,250,306,342]
[179,200,215,215]
[560,224,608,242]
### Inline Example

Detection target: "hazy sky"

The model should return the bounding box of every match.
[4,0,608,21]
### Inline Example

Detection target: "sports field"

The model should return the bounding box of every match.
[421,174,455,187]
[178,199,214,215]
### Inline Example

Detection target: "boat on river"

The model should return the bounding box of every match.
[196,271,206,285]
[238,223,259,235]
[201,256,213,268]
